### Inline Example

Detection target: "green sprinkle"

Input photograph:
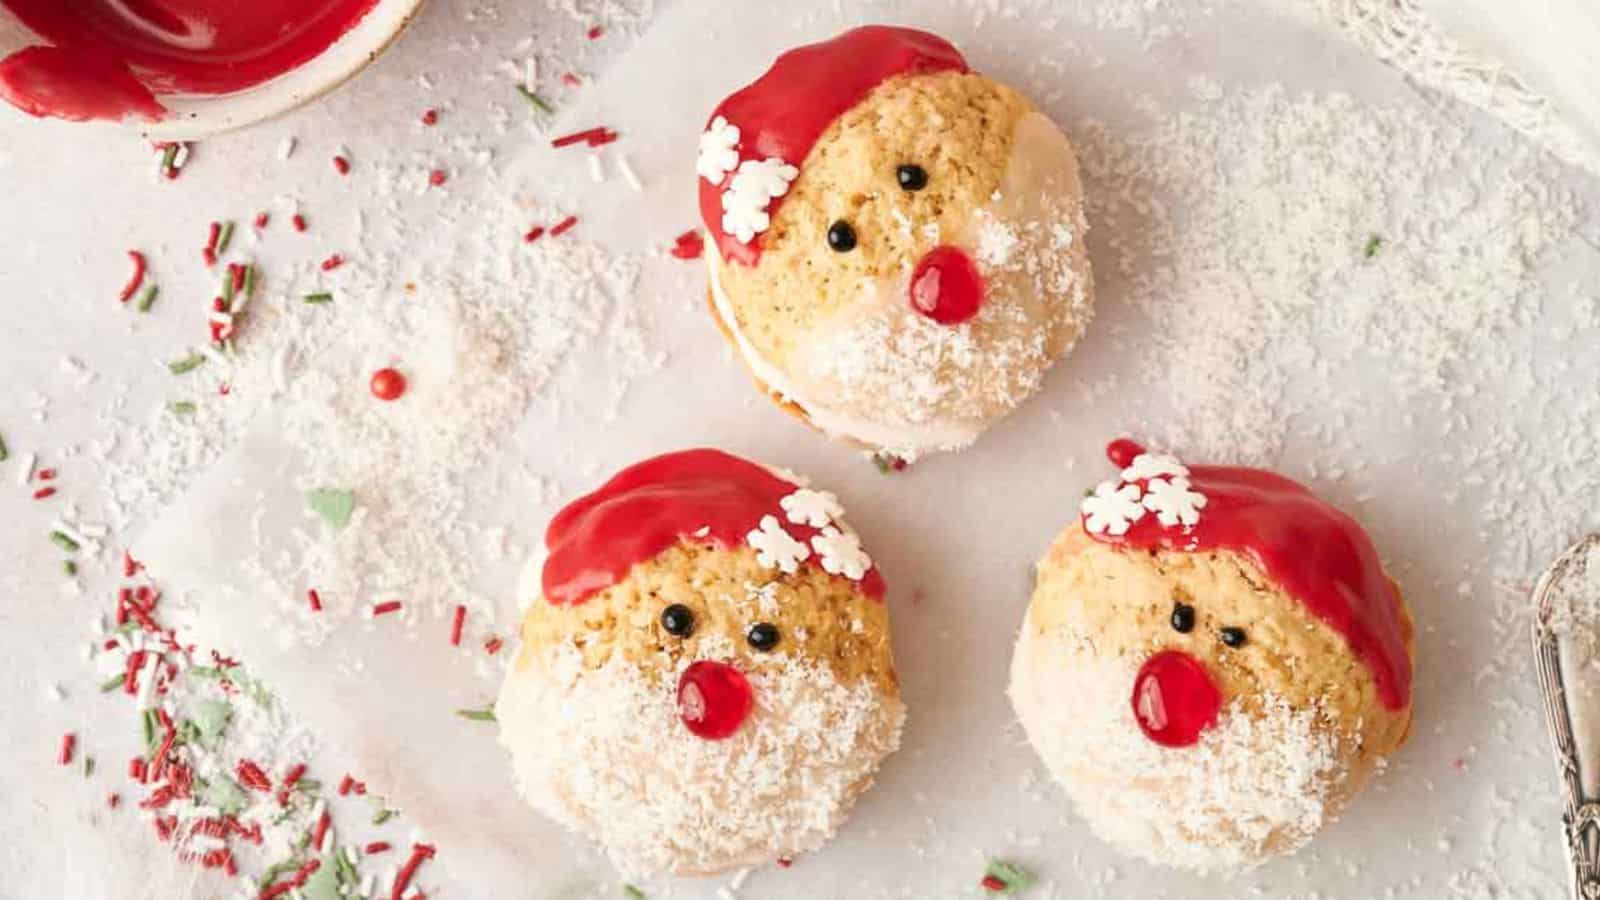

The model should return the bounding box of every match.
[99,673,126,693]
[983,860,1034,894]
[303,292,334,305]
[515,84,554,115]
[216,221,236,256]
[258,860,300,890]
[221,268,236,304]
[168,354,206,375]
[169,401,197,416]
[0,432,8,461]
[136,284,159,313]
[83,755,95,778]
[141,709,157,753]
[295,778,322,794]
[160,144,179,172]
[186,666,222,680]
[113,621,139,635]
[1363,234,1383,259]
[623,886,646,900]
[49,531,80,553]
[334,849,358,887]
[63,560,78,577]
[871,453,904,474]
[243,264,258,299]
[456,705,497,723]
[306,488,356,529]
[372,807,396,826]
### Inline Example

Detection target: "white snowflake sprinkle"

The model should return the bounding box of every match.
[780,488,843,528]
[1142,476,1208,528]
[747,514,809,574]
[721,157,799,244]
[1120,452,1189,483]
[1081,481,1146,536]
[811,526,872,581]
[697,115,741,184]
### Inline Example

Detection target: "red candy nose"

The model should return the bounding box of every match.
[1131,650,1222,748]
[677,660,753,740]
[908,245,985,325]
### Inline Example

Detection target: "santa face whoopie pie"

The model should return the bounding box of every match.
[1009,439,1415,874]
[496,449,903,877]
[697,26,1094,462]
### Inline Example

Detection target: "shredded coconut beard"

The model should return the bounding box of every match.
[496,638,904,877]
[1010,642,1342,875]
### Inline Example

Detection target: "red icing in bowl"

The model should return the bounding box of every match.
[1086,440,1412,711]
[909,245,985,324]
[541,448,886,606]
[697,26,968,266]
[1131,650,1222,747]
[0,0,381,122]
[677,660,753,740]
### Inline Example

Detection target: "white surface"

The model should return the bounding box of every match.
[2,1,1598,899]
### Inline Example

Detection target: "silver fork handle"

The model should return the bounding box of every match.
[1533,535,1600,900]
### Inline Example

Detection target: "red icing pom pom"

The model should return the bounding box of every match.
[678,660,753,740]
[1131,650,1221,748]
[369,367,407,402]
[909,245,985,325]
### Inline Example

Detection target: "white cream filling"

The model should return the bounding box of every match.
[707,245,984,457]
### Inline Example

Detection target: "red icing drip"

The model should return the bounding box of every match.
[698,26,968,266]
[1090,441,1412,710]
[542,448,887,606]
[0,45,165,122]
[1131,650,1221,747]
[909,245,986,324]
[677,660,753,740]
[0,0,380,121]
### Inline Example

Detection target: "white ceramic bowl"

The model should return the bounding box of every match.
[0,0,427,140]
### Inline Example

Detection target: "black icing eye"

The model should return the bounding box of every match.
[896,163,928,191]
[1170,602,1196,634]
[660,604,695,637]
[1219,627,1247,648]
[826,220,857,252]
[746,622,780,651]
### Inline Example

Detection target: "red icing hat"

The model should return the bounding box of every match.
[697,26,969,267]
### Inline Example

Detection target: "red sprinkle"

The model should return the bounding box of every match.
[57,733,75,766]
[320,254,345,272]
[370,367,407,402]
[777,857,793,868]
[561,72,581,87]
[203,222,220,267]
[364,841,392,855]
[550,215,579,236]
[108,793,120,809]
[483,637,503,655]
[523,226,546,243]
[428,169,448,187]
[310,809,332,851]
[371,600,403,617]
[282,763,307,789]
[450,605,466,646]
[119,250,147,303]
[980,875,1007,892]
[292,214,308,232]
[37,468,56,481]
[390,843,437,900]
[669,230,705,260]
[236,759,273,793]
[587,25,604,39]
[123,550,142,577]
[307,589,323,612]
[129,757,146,779]
[421,108,439,126]
[33,487,56,500]
[333,155,351,175]
[550,126,619,149]
[338,774,355,796]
